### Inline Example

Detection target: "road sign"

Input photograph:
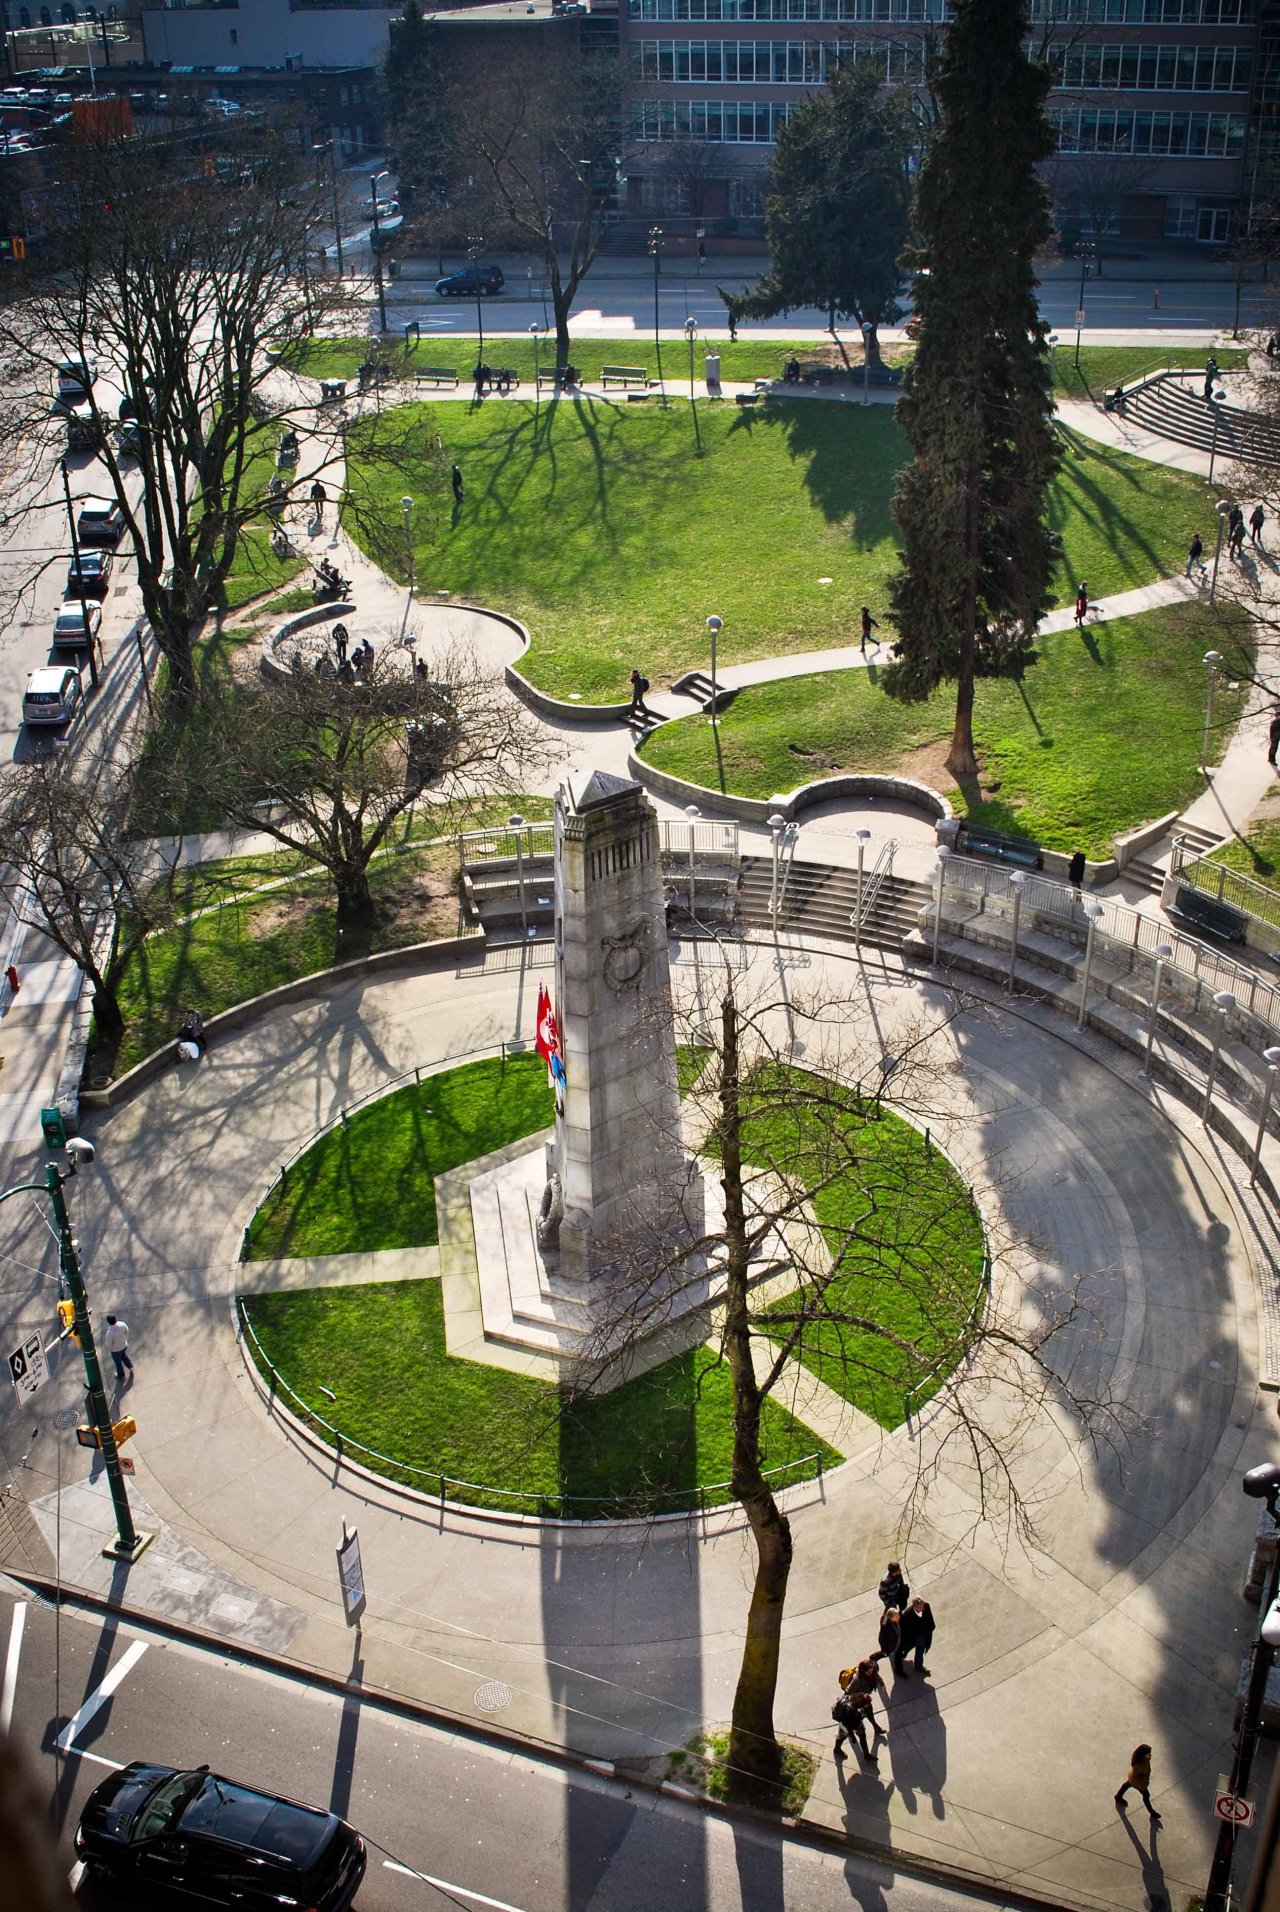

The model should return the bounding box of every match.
[337,1523,366,1627]
[1214,1790,1255,1826]
[8,1331,48,1401]
[1075,309,1086,327]
[119,1456,135,1475]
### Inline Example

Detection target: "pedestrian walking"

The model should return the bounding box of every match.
[1115,1743,1162,1824]
[1074,581,1089,627]
[309,478,327,527]
[832,1659,887,1763]
[1068,848,1086,891]
[1227,504,1245,557]
[104,1315,133,1383]
[860,606,880,655]
[451,464,464,505]
[728,309,738,343]
[878,1561,910,1610]
[1204,353,1219,402]
[332,622,349,666]
[875,1606,903,1673]
[474,362,491,401]
[1186,533,1204,577]
[628,667,651,720]
[1252,504,1266,548]
[1268,710,1280,767]
[899,1595,936,1675]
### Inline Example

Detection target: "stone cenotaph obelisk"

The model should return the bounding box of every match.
[539,770,704,1282]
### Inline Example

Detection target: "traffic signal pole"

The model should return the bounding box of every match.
[0,1163,150,1561]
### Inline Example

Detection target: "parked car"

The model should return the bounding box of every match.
[360,194,399,221]
[52,599,101,649]
[75,1761,367,1910]
[65,410,106,453]
[436,263,505,297]
[22,664,81,727]
[116,419,143,459]
[55,355,97,403]
[66,549,113,598]
[76,496,124,545]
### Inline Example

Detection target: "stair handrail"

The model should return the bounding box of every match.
[853,837,899,936]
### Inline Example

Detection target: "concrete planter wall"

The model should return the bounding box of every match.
[261,603,356,680]
[628,748,952,829]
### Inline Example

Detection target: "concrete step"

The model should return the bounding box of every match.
[1121,375,1280,466]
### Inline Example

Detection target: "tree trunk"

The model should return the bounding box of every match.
[91,982,125,1043]
[334,859,375,924]
[946,445,983,783]
[829,305,853,371]
[863,323,883,371]
[720,990,791,1806]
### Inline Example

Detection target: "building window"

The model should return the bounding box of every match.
[1053,43,1253,92]
[629,0,947,20]
[230,25,237,40]
[1030,0,1252,20]
[1049,106,1246,155]
[634,97,795,140]
[18,7,30,22]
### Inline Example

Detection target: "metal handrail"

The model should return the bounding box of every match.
[1173,839,1280,935]
[236,1300,822,1520]
[854,838,898,937]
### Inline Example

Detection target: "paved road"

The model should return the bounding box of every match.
[0,1582,1015,1912]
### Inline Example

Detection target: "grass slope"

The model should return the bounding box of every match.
[640,598,1252,857]
[346,399,1214,703]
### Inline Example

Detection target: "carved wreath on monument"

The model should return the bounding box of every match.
[600,920,649,995]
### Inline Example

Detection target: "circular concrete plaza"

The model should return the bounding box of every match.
[51,938,1267,1908]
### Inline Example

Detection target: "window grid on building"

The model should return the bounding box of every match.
[628,0,945,22]
[1052,42,1252,89]
[631,37,923,80]
[1049,105,1246,150]
[634,97,796,137]
[1029,0,1251,22]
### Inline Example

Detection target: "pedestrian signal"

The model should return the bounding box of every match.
[74,1418,136,1450]
[57,1299,80,1345]
[11,236,24,259]
[75,1423,98,1448]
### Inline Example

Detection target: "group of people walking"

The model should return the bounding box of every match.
[831,1561,936,1764]
[1187,503,1266,581]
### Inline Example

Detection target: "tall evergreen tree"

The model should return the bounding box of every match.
[884,0,1061,782]
[726,64,913,367]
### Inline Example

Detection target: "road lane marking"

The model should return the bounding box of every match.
[56,1639,147,1752]
[0,1599,25,1732]
[382,1858,527,1909]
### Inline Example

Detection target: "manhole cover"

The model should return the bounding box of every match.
[473,1680,513,1713]
[53,1408,79,1431]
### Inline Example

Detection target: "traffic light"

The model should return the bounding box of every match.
[75,1417,137,1451]
[11,236,24,260]
[57,1299,80,1346]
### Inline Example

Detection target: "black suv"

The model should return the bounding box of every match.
[75,1761,366,1909]
[436,263,505,297]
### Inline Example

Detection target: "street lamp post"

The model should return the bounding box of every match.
[861,321,874,405]
[648,226,665,401]
[1007,871,1027,991]
[369,170,390,337]
[530,323,543,411]
[400,495,414,636]
[684,315,698,406]
[315,139,344,279]
[1141,941,1175,1075]
[931,846,950,965]
[1076,898,1105,1029]
[1207,385,1228,485]
[467,234,485,365]
[1074,240,1094,369]
[509,813,527,940]
[1251,1044,1280,1185]
[1202,648,1224,770]
[0,1155,151,1561]
[1204,1462,1280,1912]
[1211,499,1232,604]
[852,827,871,949]
[59,458,99,691]
[705,614,722,724]
[769,811,786,921]
[1203,989,1237,1120]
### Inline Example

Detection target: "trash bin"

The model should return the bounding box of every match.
[705,352,721,397]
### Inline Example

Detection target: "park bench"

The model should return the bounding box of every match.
[536,369,560,391]
[1169,884,1249,946]
[318,380,347,404]
[958,823,1043,872]
[735,392,760,408]
[601,365,649,389]
[413,368,460,389]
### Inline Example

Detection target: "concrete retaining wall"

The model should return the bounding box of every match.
[628,748,952,829]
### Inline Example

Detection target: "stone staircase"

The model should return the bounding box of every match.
[739,854,932,949]
[1125,820,1224,898]
[1119,372,1280,466]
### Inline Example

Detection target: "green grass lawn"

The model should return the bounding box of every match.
[641,598,1253,856]
[242,1280,836,1516]
[289,332,894,388]
[1054,344,1251,404]
[346,399,1215,703]
[237,1055,980,1511]
[99,800,553,1082]
[222,422,306,609]
[245,1054,554,1258]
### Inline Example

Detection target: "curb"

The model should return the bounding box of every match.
[626,745,953,830]
[3,1565,1091,1912]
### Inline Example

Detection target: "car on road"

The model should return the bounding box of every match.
[55,354,97,402]
[66,549,113,598]
[436,262,505,298]
[76,496,125,544]
[22,663,81,727]
[116,419,143,459]
[65,410,106,453]
[52,599,101,649]
[75,1761,367,1910]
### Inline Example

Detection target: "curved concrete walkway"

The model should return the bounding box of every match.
[0,938,1267,1910]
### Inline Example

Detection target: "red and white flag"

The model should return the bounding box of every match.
[535,984,567,1110]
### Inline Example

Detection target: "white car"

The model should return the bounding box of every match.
[23,664,81,727]
[52,600,101,650]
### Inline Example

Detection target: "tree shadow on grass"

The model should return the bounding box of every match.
[743,399,905,547]
[1049,423,1183,589]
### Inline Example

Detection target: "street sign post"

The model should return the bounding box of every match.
[337,1523,366,1627]
[8,1331,48,1401]
[1214,1789,1255,1827]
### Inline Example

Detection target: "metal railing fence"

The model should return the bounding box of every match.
[1172,840,1280,935]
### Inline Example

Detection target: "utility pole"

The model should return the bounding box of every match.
[59,457,99,691]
